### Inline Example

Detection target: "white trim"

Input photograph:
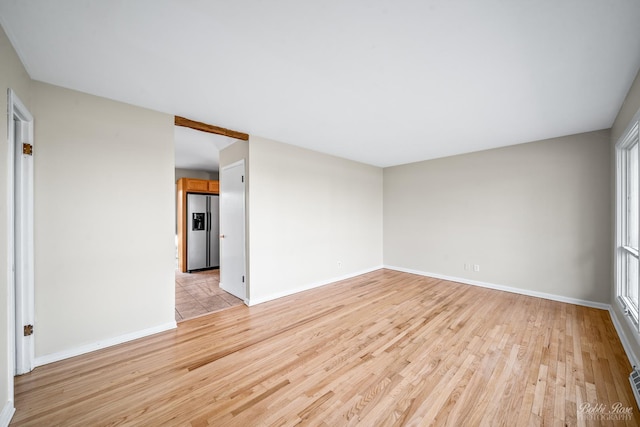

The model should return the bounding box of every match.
[0,402,15,427]
[9,88,35,376]
[246,265,384,306]
[5,92,15,427]
[623,245,639,258]
[6,88,34,416]
[609,305,640,368]
[617,119,640,150]
[615,109,640,329]
[383,265,610,310]
[34,322,177,367]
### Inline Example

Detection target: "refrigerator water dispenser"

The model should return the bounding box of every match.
[192,213,205,231]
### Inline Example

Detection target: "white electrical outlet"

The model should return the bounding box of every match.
[473,264,480,272]
[464,263,470,271]
[337,261,342,268]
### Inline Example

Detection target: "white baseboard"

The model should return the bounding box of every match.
[384,265,610,310]
[609,305,640,368]
[247,265,384,306]
[0,401,15,427]
[34,321,177,367]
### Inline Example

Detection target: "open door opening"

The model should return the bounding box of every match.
[7,88,35,387]
[173,120,246,321]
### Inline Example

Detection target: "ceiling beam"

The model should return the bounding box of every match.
[174,116,249,141]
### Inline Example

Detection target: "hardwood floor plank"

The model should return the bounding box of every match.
[10,269,638,426]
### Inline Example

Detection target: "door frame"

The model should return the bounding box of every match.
[7,88,35,389]
[219,159,247,302]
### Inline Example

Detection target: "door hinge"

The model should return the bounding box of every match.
[241,175,244,183]
[23,143,33,156]
[23,324,33,336]
[242,275,245,283]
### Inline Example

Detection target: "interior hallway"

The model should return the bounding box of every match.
[175,269,243,321]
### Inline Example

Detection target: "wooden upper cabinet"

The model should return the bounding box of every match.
[185,179,209,193]
[177,178,219,194]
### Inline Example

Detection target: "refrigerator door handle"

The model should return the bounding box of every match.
[207,212,211,232]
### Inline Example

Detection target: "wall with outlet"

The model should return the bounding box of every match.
[383,129,611,304]
[248,136,383,304]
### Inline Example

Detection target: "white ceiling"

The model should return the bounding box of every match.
[1,1,640,168]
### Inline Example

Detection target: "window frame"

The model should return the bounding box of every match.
[616,119,640,327]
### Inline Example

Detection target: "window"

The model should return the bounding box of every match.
[616,120,640,326]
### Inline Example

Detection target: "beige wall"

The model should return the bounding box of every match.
[31,82,176,359]
[219,140,249,169]
[0,24,31,421]
[248,136,383,303]
[384,130,611,304]
[2,27,179,420]
[612,69,640,143]
[174,168,217,182]
[610,68,640,366]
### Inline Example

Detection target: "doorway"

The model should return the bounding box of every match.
[174,169,241,321]
[7,88,35,386]
[173,122,245,320]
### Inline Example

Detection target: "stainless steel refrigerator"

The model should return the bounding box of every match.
[187,193,219,272]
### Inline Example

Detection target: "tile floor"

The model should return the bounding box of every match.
[175,269,244,321]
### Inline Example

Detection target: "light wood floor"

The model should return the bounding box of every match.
[11,269,638,426]
[175,269,244,322]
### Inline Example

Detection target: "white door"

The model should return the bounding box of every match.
[8,89,35,377]
[219,160,246,301]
